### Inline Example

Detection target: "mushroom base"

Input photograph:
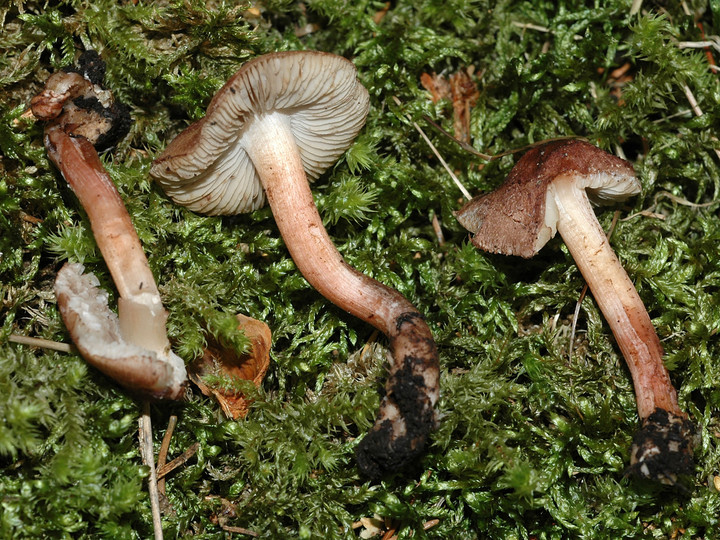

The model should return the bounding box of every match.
[355,313,439,479]
[627,408,697,485]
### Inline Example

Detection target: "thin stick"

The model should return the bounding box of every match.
[568,285,590,361]
[656,190,719,208]
[431,212,445,245]
[8,334,74,353]
[422,114,583,162]
[394,97,584,203]
[682,84,704,117]
[156,442,200,479]
[680,0,691,16]
[568,210,620,360]
[623,189,720,222]
[156,415,178,496]
[677,40,720,52]
[511,21,583,40]
[512,21,551,33]
[221,525,259,537]
[420,115,493,160]
[391,96,472,200]
[682,84,720,160]
[140,401,163,540]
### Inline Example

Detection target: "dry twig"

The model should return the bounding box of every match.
[391,96,472,200]
[156,415,177,496]
[156,442,200,479]
[139,402,163,540]
[8,334,74,353]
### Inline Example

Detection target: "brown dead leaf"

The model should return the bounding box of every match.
[420,72,451,103]
[189,313,271,419]
[450,69,479,144]
[373,1,391,24]
[420,69,479,143]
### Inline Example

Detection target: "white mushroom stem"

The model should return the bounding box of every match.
[244,112,440,477]
[549,174,682,421]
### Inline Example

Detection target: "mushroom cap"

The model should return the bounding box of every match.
[30,51,131,151]
[55,263,187,400]
[150,51,370,215]
[455,139,639,258]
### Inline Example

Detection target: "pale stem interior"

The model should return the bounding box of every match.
[549,174,681,419]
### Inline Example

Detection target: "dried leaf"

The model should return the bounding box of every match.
[189,313,271,419]
[449,69,479,144]
[421,69,479,143]
[420,72,451,103]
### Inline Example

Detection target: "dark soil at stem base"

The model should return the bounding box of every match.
[355,313,439,479]
[627,407,697,486]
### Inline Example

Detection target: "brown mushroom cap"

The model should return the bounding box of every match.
[150,51,370,215]
[455,139,639,258]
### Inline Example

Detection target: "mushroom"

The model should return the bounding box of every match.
[150,51,440,477]
[455,139,695,484]
[33,52,187,399]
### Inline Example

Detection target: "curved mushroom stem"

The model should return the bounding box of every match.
[46,129,157,300]
[550,174,695,483]
[245,112,440,478]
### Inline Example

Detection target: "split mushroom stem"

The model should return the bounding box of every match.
[550,174,678,420]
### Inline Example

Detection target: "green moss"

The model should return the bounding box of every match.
[2,0,720,538]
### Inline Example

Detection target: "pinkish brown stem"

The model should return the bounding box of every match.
[550,174,678,420]
[550,174,695,482]
[46,126,173,353]
[46,126,159,303]
[244,112,440,478]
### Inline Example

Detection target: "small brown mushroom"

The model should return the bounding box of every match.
[34,52,186,399]
[151,51,440,477]
[455,139,695,484]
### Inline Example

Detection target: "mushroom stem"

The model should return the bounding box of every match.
[245,112,440,477]
[46,126,169,354]
[550,174,695,482]
[46,126,157,302]
[550,174,679,420]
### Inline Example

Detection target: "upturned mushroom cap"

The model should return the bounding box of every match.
[455,139,639,258]
[150,51,370,215]
[55,263,187,400]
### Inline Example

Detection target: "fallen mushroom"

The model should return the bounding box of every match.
[455,139,695,484]
[150,50,440,477]
[33,52,187,399]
